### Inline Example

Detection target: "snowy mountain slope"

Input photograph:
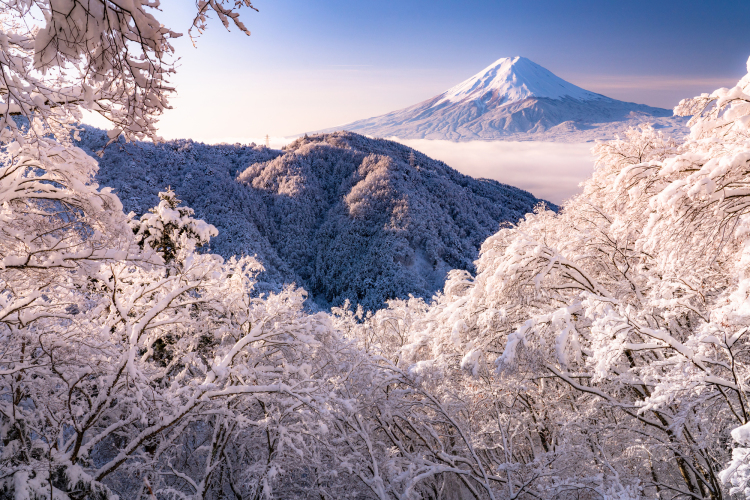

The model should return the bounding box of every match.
[318,56,688,142]
[436,56,601,105]
[80,128,299,290]
[239,132,550,310]
[83,129,548,310]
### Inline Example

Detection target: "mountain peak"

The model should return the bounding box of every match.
[435,56,602,106]
[315,57,686,142]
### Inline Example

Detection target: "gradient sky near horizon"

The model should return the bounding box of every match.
[114,0,750,142]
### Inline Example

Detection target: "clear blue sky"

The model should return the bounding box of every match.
[137,0,750,142]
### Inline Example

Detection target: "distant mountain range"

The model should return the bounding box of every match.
[317,57,688,142]
[86,129,548,311]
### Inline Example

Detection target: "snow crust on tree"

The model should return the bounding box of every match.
[0,0,256,147]
[129,188,218,264]
[6,0,750,496]
[86,128,546,311]
[337,57,750,498]
[0,2,362,498]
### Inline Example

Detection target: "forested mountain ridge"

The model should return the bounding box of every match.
[85,128,548,310]
[238,132,548,310]
[82,127,298,289]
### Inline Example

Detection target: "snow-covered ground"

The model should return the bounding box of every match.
[392,138,596,204]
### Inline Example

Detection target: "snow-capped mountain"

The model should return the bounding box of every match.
[319,56,687,142]
[436,56,600,105]
[84,129,548,311]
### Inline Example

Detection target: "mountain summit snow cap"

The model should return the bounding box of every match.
[316,55,682,141]
[434,56,602,107]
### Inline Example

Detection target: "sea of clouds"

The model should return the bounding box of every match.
[391,139,596,205]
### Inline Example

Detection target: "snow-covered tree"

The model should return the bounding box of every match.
[0,0,256,146]
[129,187,218,264]
[8,0,750,498]
[340,56,750,499]
[0,2,350,498]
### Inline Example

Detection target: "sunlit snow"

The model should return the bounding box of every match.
[435,56,601,106]
[319,57,688,142]
[391,138,595,203]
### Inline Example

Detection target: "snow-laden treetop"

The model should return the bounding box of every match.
[435,56,603,106]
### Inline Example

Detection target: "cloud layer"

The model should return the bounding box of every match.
[393,139,596,204]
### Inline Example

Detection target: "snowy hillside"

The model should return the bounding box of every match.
[319,56,688,142]
[84,129,548,311]
[436,56,600,105]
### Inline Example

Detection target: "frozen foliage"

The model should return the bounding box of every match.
[87,129,547,311]
[320,57,688,143]
[0,128,540,498]
[0,3,361,499]
[8,0,750,497]
[238,132,547,310]
[0,130,390,498]
[0,0,256,148]
[81,126,297,290]
[129,188,218,264]
[336,56,750,499]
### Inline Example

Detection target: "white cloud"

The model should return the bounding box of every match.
[393,139,595,204]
